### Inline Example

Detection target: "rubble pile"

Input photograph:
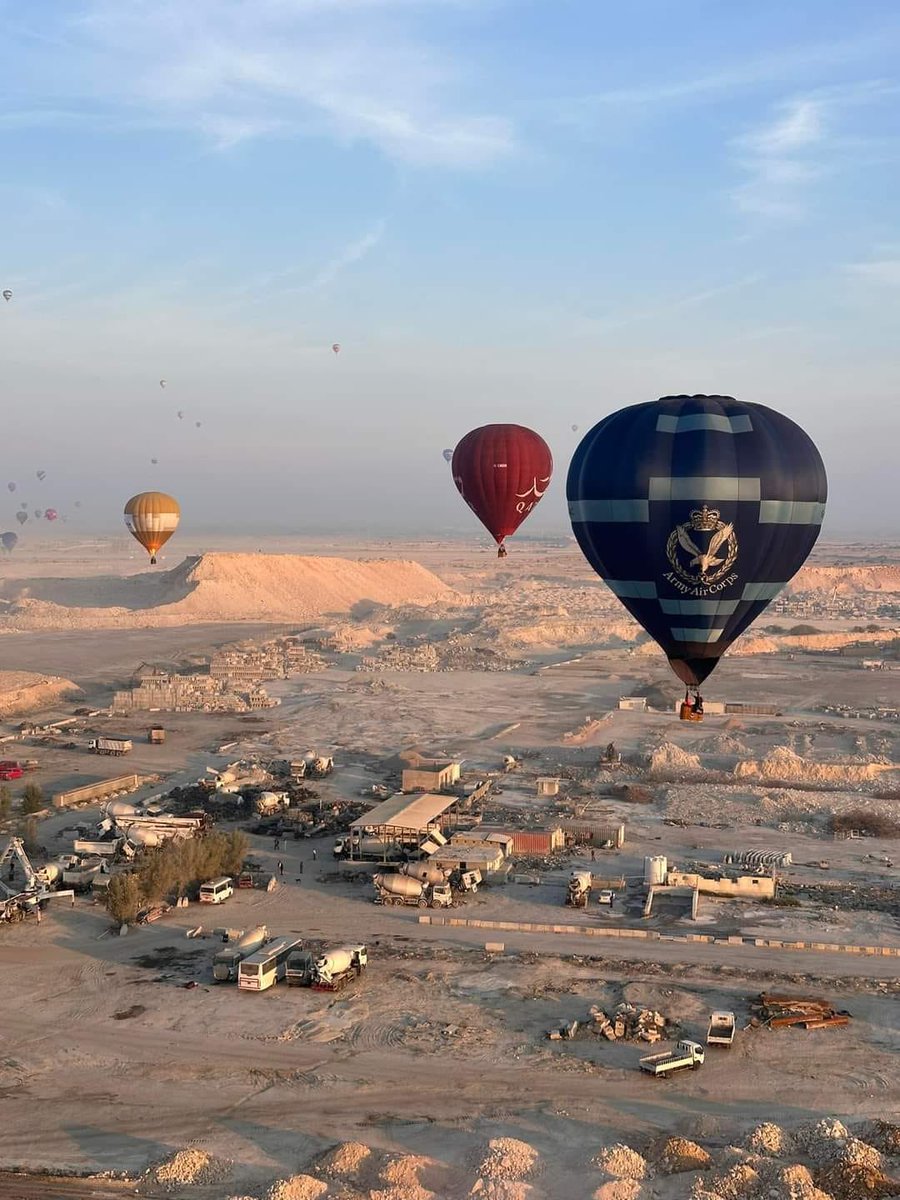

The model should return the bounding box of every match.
[592,1182,643,1200]
[475,1138,540,1181]
[593,1145,649,1180]
[864,1120,900,1156]
[656,1138,712,1174]
[746,1122,792,1156]
[316,1142,374,1181]
[814,1161,898,1200]
[589,1001,674,1044]
[647,742,704,777]
[758,1163,829,1200]
[795,1120,851,1163]
[153,1148,222,1188]
[695,1163,759,1199]
[357,634,525,673]
[266,1176,329,1200]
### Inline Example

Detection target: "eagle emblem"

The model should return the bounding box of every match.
[666,505,738,585]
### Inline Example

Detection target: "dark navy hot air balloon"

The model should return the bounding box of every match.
[567,395,826,688]
[452,424,553,559]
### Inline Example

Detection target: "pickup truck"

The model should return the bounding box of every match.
[707,1010,736,1047]
[639,1040,705,1077]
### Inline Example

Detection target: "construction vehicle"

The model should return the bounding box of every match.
[566,869,593,908]
[400,861,450,885]
[0,837,74,922]
[148,727,166,744]
[88,737,132,756]
[213,926,269,982]
[313,944,367,991]
[285,948,316,986]
[199,877,234,904]
[374,872,453,908]
[639,1040,705,1077]
[706,1011,736,1046]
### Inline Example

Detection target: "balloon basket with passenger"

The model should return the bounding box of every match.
[679,691,704,722]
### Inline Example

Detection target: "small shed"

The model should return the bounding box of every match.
[618,696,647,711]
[536,777,560,798]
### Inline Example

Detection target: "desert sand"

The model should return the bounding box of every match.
[0,536,898,1199]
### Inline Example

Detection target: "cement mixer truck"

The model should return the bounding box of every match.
[399,862,450,885]
[566,870,593,909]
[312,944,367,992]
[213,926,269,982]
[373,872,453,908]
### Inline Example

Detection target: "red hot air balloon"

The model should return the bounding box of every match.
[45,508,59,521]
[451,424,553,558]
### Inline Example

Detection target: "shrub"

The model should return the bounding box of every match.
[105,829,250,918]
[788,624,822,636]
[107,874,143,925]
[21,783,44,814]
[829,810,900,839]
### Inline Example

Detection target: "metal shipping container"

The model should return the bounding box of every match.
[504,828,566,855]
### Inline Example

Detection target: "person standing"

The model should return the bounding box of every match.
[277,860,284,878]
[312,848,318,862]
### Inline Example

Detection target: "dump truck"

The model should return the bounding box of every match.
[639,1040,705,1077]
[374,872,453,908]
[707,1010,736,1047]
[88,737,132,756]
[566,869,593,908]
[313,944,367,991]
[212,925,269,982]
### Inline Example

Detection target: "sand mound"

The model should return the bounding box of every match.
[593,1145,649,1180]
[0,670,80,716]
[759,1162,830,1200]
[266,1175,328,1200]
[647,742,703,776]
[745,1122,792,1156]
[153,1147,222,1188]
[735,745,894,784]
[316,1141,374,1180]
[861,1120,900,1156]
[698,1163,759,1199]
[593,1183,642,1200]
[475,1138,540,1181]
[0,553,455,630]
[815,1161,898,1200]
[656,1138,712,1174]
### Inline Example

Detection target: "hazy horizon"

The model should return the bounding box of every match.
[2,1,899,542]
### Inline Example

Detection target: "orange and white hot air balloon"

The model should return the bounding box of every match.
[124,491,180,565]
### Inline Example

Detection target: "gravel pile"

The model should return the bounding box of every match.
[592,1182,642,1200]
[316,1141,374,1180]
[795,1118,850,1164]
[697,1163,759,1199]
[593,1145,649,1180]
[153,1148,222,1188]
[756,1162,830,1200]
[746,1122,792,1156]
[837,1138,883,1170]
[469,1182,534,1200]
[815,1160,899,1200]
[862,1120,900,1157]
[475,1138,540,1181]
[266,1175,328,1200]
[656,1138,711,1174]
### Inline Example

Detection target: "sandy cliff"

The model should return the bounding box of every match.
[0,553,455,630]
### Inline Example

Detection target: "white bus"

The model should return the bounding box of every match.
[237,936,303,992]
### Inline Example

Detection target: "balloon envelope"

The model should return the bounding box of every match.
[44,508,58,521]
[124,491,180,565]
[2,289,11,302]
[1,532,17,551]
[7,482,14,492]
[442,448,454,463]
[567,394,827,686]
[159,379,167,388]
[451,424,553,551]
[15,512,27,525]
[36,470,46,481]
[332,343,341,354]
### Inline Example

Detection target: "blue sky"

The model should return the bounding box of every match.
[1,0,898,537]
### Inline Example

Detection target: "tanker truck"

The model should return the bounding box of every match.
[373,872,453,908]
[212,926,269,982]
[312,944,367,992]
[399,862,450,885]
[566,870,593,909]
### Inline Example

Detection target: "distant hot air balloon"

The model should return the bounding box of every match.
[7,482,15,492]
[1,532,17,551]
[15,512,27,526]
[177,410,184,420]
[332,343,341,355]
[567,394,827,692]
[124,491,180,565]
[451,424,553,559]
[74,500,81,508]
[151,457,158,465]
[34,509,43,519]
[44,508,58,522]
[195,421,201,428]
[442,448,454,463]
[2,289,11,302]
[571,424,579,433]
[36,470,46,482]
[159,379,167,389]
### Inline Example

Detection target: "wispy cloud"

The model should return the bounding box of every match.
[729,82,897,219]
[584,274,764,334]
[4,1,513,168]
[307,220,387,290]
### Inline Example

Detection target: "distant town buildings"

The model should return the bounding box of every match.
[111,669,278,714]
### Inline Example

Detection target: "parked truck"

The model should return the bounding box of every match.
[566,869,593,908]
[706,1011,736,1047]
[212,925,269,982]
[400,862,450,885]
[313,944,367,991]
[88,737,133,756]
[639,1040,705,1077]
[285,948,316,987]
[373,872,453,908]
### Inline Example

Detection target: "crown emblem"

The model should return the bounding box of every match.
[689,505,720,531]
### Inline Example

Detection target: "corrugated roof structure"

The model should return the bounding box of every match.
[351,792,456,833]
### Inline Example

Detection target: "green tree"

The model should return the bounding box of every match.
[0,785,11,821]
[21,816,39,853]
[106,874,143,925]
[21,783,44,814]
